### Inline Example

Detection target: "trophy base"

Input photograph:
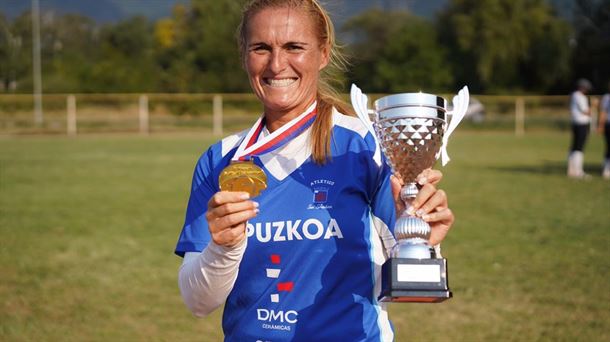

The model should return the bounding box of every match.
[379,258,451,303]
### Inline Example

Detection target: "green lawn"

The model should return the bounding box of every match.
[1,131,608,341]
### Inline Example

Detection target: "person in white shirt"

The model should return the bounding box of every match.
[567,78,593,179]
[598,81,610,179]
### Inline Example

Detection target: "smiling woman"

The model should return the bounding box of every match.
[174,1,455,341]
[243,7,329,128]
[238,0,353,164]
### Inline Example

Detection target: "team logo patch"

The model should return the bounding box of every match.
[313,188,328,204]
[308,179,335,210]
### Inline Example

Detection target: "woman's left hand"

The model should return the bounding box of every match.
[390,168,455,246]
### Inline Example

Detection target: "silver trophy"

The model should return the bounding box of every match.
[351,84,469,303]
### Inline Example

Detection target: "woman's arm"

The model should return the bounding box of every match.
[178,191,258,317]
[598,95,609,134]
[178,240,246,317]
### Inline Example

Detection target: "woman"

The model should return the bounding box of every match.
[598,81,610,179]
[175,1,454,340]
[567,78,593,179]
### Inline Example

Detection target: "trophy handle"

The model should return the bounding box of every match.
[350,83,382,165]
[440,86,469,166]
[350,84,377,134]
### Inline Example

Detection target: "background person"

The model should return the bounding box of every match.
[567,78,594,179]
[599,81,610,179]
[174,0,455,340]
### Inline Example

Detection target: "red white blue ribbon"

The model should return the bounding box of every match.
[232,102,317,161]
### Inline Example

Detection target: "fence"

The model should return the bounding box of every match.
[0,93,601,136]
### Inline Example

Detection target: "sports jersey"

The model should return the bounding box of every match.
[175,108,397,341]
[570,90,590,125]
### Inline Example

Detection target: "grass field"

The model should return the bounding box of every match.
[1,131,609,341]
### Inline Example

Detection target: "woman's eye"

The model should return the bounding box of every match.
[286,45,304,51]
[251,45,271,53]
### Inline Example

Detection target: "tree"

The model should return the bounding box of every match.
[571,0,610,90]
[0,12,23,91]
[343,9,453,93]
[155,0,250,93]
[2,11,32,93]
[438,0,572,93]
[88,16,158,92]
[42,14,99,92]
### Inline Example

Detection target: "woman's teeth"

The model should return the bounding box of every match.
[266,78,297,87]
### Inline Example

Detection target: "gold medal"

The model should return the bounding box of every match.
[219,161,267,197]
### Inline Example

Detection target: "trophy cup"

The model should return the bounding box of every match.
[351,84,469,303]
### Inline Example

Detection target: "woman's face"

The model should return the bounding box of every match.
[245,7,329,116]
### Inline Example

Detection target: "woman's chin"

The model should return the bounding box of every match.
[261,98,301,113]
[259,93,317,114]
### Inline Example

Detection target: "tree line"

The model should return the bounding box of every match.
[0,0,608,95]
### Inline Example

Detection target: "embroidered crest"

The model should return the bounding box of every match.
[308,179,335,210]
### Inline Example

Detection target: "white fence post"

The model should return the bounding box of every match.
[515,97,525,136]
[139,95,149,135]
[213,94,223,137]
[67,94,77,136]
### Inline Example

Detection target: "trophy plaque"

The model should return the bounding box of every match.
[351,85,468,303]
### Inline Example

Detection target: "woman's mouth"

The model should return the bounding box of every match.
[264,78,298,87]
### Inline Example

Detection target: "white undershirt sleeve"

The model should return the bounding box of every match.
[178,239,246,317]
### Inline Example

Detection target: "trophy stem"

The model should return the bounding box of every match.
[399,182,418,212]
[392,182,433,259]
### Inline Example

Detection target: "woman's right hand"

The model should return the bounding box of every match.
[206,192,259,247]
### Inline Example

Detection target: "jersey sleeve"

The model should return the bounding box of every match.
[175,148,218,257]
[369,162,396,231]
[363,131,396,231]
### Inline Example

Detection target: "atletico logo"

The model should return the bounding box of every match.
[308,179,334,210]
[313,187,328,204]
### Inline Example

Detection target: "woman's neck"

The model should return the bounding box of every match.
[264,100,316,133]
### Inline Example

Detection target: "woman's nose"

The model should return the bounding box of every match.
[268,50,287,74]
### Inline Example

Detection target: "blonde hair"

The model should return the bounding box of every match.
[237,0,354,164]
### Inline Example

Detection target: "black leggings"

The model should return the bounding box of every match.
[570,124,590,152]
[605,122,610,159]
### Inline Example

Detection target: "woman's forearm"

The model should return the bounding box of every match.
[178,240,246,317]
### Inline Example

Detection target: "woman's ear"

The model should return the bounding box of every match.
[319,43,330,71]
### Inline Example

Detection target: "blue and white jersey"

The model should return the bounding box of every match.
[176,109,397,341]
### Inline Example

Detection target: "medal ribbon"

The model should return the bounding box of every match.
[233,102,318,161]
